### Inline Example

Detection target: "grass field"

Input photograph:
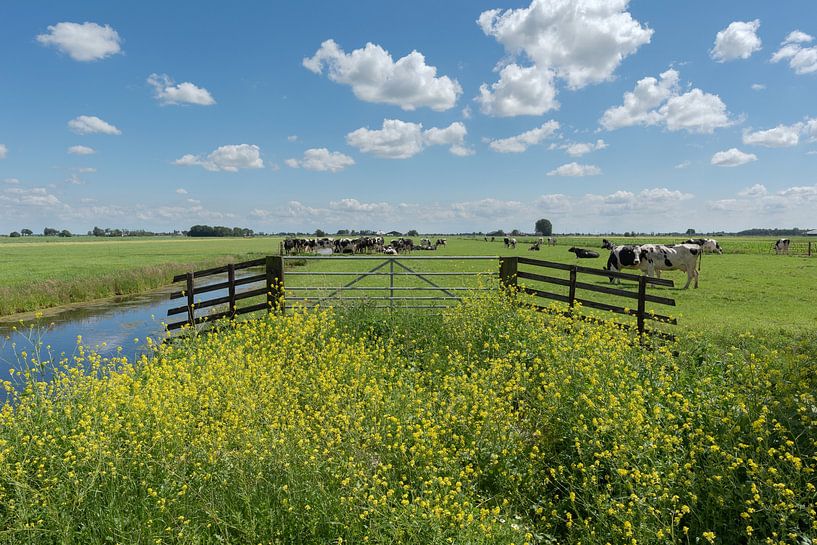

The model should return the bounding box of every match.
[1,235,816,335]
[0,236,280,315]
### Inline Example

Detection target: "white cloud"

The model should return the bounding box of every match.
[710,148,757,167]
[36,22,122,61]
[329,198,392,214]
[743,123,803,147]
[771,31,817,74]
[0,187,61,207]
[547,162,601,176]
[346,119,471,159]
[67,145,95,155]
[3,178,20,185]
[77,167,96,173]
[738,183,767,197]
[600,69,679,130]
[478,0,652,90]
[710,20,762,62]
[0,144,6,159]
[476,64,558,117]
[174,144,264,172]
[147,74,215,106]
[176,188,188,195]
[660,89,732,133]
[286,148,355,173]
[562,139,608,157]
[64,174,84,185]
[68,115,121,135]
[303,39,461,111]
[600,69,732,133]
[488,121,560,153]
[675,160,691,169]
[287,135,298,142]
[751,83,766,91]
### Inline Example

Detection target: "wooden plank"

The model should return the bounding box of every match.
[530,305,676,341]
[167,287,268,316]
[518,256,674,287]
[517,270,571,287]
[172,257,266,282]
[167,301,269,330]
[228,264,236,318]
[169,273,266,300]
[517,270,674,306]
[520,287,570,304]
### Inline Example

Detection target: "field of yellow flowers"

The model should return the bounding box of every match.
[0,290,815,544]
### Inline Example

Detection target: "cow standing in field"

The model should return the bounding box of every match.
[601,239,615,250]
[504,236,517,248]
[774,238,791,254]
[638,243,701,289]
[605,245,642,283]
[684,238,723,254]
[436,238,447,247]
[547,236,557,246]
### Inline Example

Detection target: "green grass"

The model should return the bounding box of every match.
[0,236,283,315]
[1,235,815,336]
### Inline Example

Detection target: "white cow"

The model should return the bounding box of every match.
[774,238,790,255]
[638,244,701,289]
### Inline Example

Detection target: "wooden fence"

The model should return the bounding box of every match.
[166,256,284,331]
[499,256,677,338]
[167,255,678,339]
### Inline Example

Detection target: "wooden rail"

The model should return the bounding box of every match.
[499,256,677,338]
[166,256,284,331]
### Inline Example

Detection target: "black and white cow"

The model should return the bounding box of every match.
[638,243,701,289]
[774,238,790,254]
[504,237,516,249]
[605,245,642,283]
[569,247,599,259]
[684,238,722,254]
[436,238,447,247]
[601,239,615,250]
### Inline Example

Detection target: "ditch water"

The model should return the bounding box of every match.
[0,286,173,388]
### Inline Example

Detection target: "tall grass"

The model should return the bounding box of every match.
[0,291,815,544]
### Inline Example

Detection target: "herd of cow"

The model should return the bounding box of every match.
[282,236,447,256]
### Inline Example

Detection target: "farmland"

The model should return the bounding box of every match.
[5,234,814,334]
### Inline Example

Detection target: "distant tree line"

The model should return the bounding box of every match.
[736,227,811,236]
[88,226,180,237]
[187,225,254,237]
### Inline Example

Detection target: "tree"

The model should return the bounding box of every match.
[315,229,326,237]
[685,228,696,235]
[43,227,58,236]
[59,229,72,237]
[92,226,105,237]
[510,229,522,236]
[21,229,32,236]
[407,229,419,237]
[9,231,20,237]
[535,218,553,236]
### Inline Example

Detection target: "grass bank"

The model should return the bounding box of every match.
[0,291,814,544]
[0,236,281,316]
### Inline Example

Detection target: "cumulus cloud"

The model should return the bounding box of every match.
[600,69,731,133]
[174,144,264,172]
[710,20,762,62]
[487,121,560,153]
[743,123,803,147]
[478,0,652,90]
[547,162,601,176]
[561,139,608,157]
[476,64,559,117]
[0,144,6,159]
[0,187,61,207]
[329,198,392,215]
[710,148,757,167]
[771,31,817,74]
[67,145,95,155]
[708,182,817,216]
[287,135,298,142]
[176,188,188,195]
[751,83,766,91]
[738,183,767,197]
[346,119,471,159]
[36,21,122,61]
[147,74,215,106]
[303,39,461,111]
[68,115,121,135]
[285,148,355,172]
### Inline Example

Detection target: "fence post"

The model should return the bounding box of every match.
[637,275,647,336]
[185,272,195,328]
[499,256,518,289]
[389,259,395,309]
[809,241,812,256]
[568,266,577,308]
[228,263,236,319]
[266,255,285,313]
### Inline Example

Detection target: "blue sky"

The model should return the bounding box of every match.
[1,0,816,234]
